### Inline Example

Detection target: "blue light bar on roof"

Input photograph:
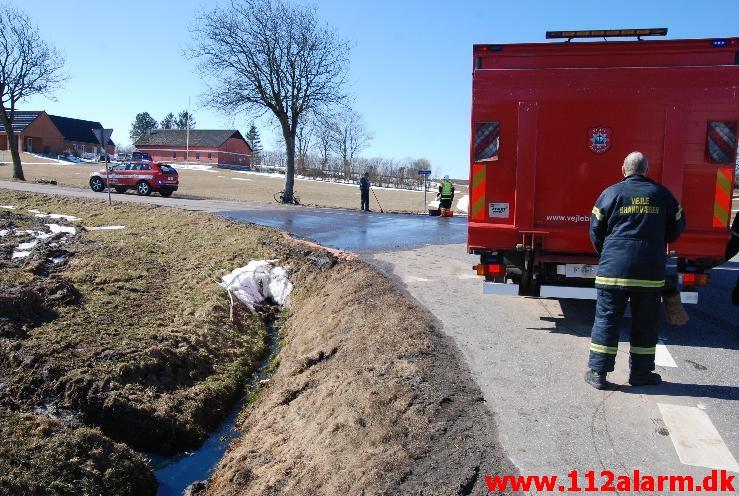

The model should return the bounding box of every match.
[711,39,729,47]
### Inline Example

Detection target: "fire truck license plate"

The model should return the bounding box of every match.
[565,264,598,278]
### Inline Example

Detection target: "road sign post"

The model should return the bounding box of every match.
[94,128,114,205]
[417,169,432,212]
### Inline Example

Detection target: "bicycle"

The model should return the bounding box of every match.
[274,190,300,205]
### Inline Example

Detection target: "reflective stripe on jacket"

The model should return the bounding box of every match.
[590,174,685,290]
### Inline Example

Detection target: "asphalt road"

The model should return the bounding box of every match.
[0,181,466,253]
[373,243,738,493]
[4,181,739,492]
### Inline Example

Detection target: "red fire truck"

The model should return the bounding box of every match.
[468,30,738,302]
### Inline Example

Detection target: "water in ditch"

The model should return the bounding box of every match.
[150,313,283,496]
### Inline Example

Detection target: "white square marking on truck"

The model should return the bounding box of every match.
[488,202,509,218]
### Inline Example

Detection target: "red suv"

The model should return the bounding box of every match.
[89,162,179,197]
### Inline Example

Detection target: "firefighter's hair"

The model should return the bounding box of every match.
[623,151,649,176]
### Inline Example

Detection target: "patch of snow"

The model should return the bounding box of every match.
[232,170,284,179]
[17,240,38,251]
[173,163,215,172]
[46,224,76,235]
[220,260,293,310]
[231,177,252,181]
[12,250,31,259]
[0,205,15,209]
[34,212,81,222]
[456,195,469,214]
[0,229,7,236]
[50,255,66,264]
[87,225,125,231]
[28,209,43,214]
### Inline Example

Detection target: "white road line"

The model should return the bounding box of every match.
[654,343,677,368]
[400,275,431,283]
[658,403,739,472]
[457,274,479,280]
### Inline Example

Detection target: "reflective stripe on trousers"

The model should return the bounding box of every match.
[588,288,661,373]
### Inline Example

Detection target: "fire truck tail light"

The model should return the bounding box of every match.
[476,263,505,277]
[679,273,709,286]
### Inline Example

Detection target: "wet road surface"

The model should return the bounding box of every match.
[220,207,466,253]
[0,181,467,253]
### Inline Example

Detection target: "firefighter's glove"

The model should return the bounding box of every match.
[663,292,689,326]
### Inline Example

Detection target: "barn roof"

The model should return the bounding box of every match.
[134,129,249,149]
[48,114,115,146]
[2,111,114,146]
[7,111,43,133]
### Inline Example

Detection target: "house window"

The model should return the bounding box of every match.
[172,151,177,159]
[706,121,737,164]
[195,152,200,160]
[81,144,87,154]
[72,144,77,151]
[474,122,500,162]
[207,152,212,159]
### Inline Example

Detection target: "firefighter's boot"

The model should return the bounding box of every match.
[584,369,608,390]
[629,370,662,386]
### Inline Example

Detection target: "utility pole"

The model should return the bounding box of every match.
[186,96,190,164]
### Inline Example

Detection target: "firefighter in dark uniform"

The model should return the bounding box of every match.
[359,172,370,211]
[585,151,685,389]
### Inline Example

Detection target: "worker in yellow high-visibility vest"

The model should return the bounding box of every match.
[438,175,455,216]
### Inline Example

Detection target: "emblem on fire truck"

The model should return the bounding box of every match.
[588,127,612,154]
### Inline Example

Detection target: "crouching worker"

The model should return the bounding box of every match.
[438,175,455,216]
[585,151,685,390]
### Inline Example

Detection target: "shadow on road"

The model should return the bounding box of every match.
[617,382,739,401]
[528,273,739,352]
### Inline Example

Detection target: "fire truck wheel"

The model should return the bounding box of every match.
[136,181,152,196]
[114,186,127,194]
[89,176,105,192]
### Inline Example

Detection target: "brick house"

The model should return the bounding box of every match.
[133,129,252,166]
[0,111,114,156]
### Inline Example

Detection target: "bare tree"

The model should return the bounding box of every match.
[330,109,373,180]
[190,0,351,203]
[0,5,65,180]
[313,114,334,171]
[295,119,313,174]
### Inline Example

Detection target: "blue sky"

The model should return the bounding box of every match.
[20,0,739,178]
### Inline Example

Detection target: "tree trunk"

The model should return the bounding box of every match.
[0,114,25,181]
[283,130,296,203]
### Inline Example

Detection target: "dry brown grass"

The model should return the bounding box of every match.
[205,261,514,496]
[0,161,469,213]
[0,190,287,455]
[0,412,156,495]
